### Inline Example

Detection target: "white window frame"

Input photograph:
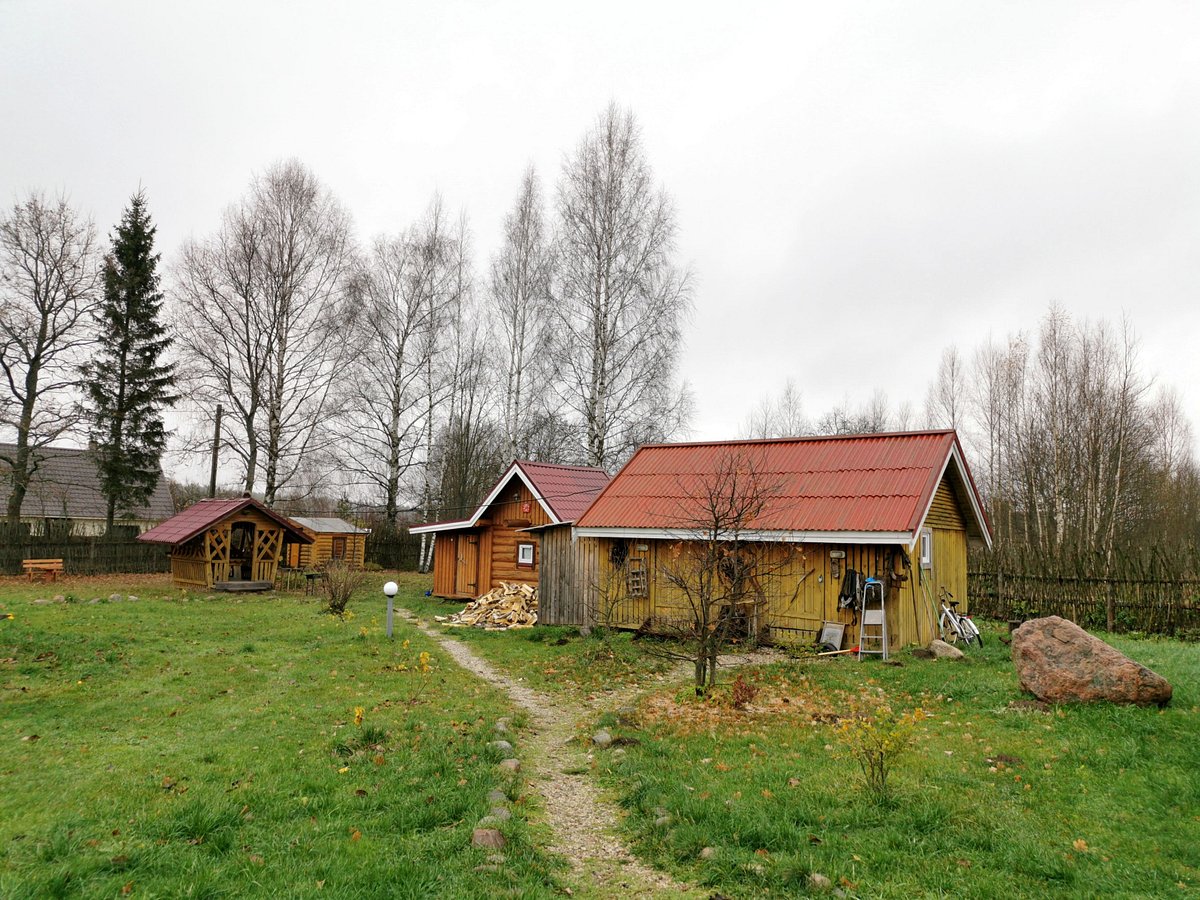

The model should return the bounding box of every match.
[517,542,535,567]
[919,527,933,569]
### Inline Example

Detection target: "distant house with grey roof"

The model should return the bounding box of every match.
[0,443,174,537]
[283,516,371,568]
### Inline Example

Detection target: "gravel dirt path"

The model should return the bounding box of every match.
[400,608,698,897]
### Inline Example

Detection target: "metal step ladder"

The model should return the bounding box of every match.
[857,577,888,660]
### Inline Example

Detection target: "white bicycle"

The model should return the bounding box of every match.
[938,588,983,647]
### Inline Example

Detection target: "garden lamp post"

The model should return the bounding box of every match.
[384,581,398,638]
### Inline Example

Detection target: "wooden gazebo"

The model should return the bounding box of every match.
[138,496,312,591]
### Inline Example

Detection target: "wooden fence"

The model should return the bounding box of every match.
[364,529,423,571]
[0,539,170,576]
[968,569,1200,637]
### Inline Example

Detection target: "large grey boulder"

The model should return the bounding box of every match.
[1011,616,1172,707]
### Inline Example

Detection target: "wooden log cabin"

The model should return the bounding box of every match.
[563,431,992,651]
[137,496,312,591]
[409,460,610,600]
[285,517,370,569]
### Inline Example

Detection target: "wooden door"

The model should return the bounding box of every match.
[455,533,480,597]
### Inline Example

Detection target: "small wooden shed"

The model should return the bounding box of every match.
[285,517,370,569]
[409,460,609,600]
[566,430,992,651]
[137,496,312,590]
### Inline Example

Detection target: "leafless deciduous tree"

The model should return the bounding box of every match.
[924,345,966,430]
[0,193,100,525]
[549,104,693,468]
[926,306,1195,565]
[651,450,803,694]
[815,389,903,435]
[489,166,557,461]
[173,160,356,503]
[331,204,449,525]
[742,379,809,439]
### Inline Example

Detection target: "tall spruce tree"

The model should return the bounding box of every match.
[84,190,177,535]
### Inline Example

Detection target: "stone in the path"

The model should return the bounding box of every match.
[497,758,521,774]
[476,815,504,829]
[654,814,672,827]
[488,806,512,821]
[494,718,511,735]
[486,789,508,804]
[592,729,612,748]
[928,639,965,660]
[471,827,506,849]
[32,598,51,605]
[109,594,122,602]
[1012,616,1172,707]
[699,846,717,859]
[53,595,66,603]
[489,739,514,756]
[127,596,138,602]
[809,872,833,891]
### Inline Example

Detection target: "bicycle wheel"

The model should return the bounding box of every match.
[967,620,984,647]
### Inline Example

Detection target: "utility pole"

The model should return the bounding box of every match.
[209,404,223,498]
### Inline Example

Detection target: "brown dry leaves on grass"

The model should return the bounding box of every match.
[639,670,934,737]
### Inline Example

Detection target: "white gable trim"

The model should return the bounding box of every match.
[408,519,472,535]
[409,463,561,535]
[469,462,561,527]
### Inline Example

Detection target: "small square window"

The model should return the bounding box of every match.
[517,543,535,567]
[919,528,933,569]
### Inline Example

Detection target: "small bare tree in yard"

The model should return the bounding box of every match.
[653,451,804,695]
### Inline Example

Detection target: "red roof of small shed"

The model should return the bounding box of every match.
[137,497,313,545]
[574,430,991,545]
[409,460,610,534]
[519,461,612,522]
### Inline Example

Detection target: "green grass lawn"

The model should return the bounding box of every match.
[0,573,562,898]
[5,574,1198,898]
[416,589,1200,898]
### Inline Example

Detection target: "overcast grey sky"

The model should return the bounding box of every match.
[3,1,1199,467]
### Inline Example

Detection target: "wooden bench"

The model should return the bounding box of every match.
[22,558,64,582]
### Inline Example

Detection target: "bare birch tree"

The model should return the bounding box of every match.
[0,193,101,525]
[331,228,438,524]
[489,166,556,460]
[924,345,966,429]
[549,104,693,468]
[742,379,809,438]
[174,160,356,502]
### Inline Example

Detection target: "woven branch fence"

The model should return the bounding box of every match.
[968,546,1200,638]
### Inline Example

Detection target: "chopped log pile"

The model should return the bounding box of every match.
[435,582,538,630]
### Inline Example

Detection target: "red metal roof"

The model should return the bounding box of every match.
[409,460,610,534]
[575,430,990,541]
[137,497,313,545]
[518,461,611,523]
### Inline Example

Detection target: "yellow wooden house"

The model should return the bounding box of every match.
[567,430,992,651]
[284,517,370,569]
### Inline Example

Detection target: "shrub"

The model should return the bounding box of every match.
[322,561,368,616]
[836,705,924,800]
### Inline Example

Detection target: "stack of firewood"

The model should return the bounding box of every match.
[435,582,538,630]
